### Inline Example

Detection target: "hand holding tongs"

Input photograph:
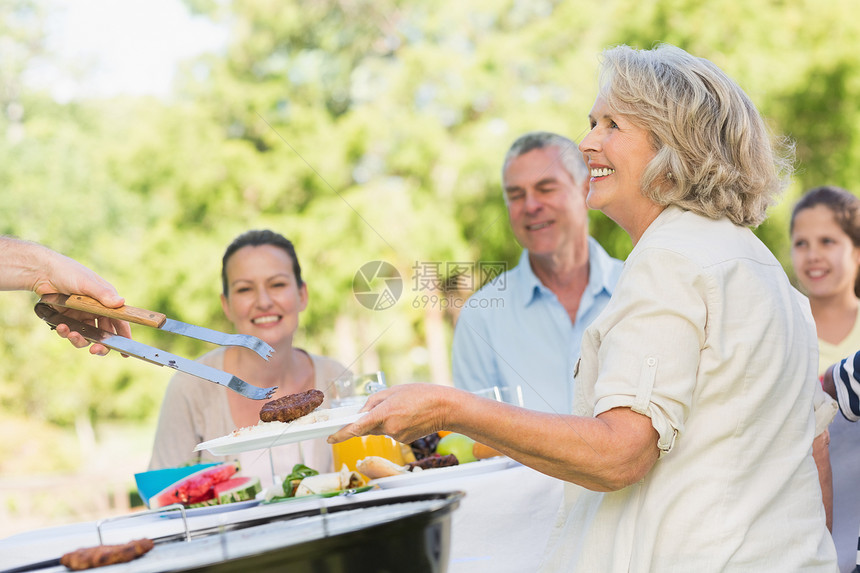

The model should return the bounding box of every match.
[35,294,277,400]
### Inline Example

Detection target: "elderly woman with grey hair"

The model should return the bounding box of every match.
[330,44,837,571]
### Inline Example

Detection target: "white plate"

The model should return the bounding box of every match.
[159,499,261,518]
[372,457,517,489]
[195,405,365,455]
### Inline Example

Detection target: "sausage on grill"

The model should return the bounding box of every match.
[60,538,154,570]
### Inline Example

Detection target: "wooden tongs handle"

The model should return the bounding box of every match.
[39,293,167,328]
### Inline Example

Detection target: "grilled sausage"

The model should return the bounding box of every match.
[260,389,325,423]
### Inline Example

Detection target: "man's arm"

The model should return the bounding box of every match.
[0,236,122,301]
[0,236,131,353]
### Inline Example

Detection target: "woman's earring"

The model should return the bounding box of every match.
[666,172,674,180]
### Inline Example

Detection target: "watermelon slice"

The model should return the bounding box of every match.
[213,476,261,504]
[135,462,239,509]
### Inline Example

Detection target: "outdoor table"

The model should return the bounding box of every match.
[0,461,563,573]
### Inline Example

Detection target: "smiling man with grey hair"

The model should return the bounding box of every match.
[451,131,623,413]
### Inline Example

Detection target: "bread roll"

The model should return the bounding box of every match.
[356,456,408,479]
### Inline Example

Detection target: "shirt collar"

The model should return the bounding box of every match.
[517,249,546,306]
[518,237,620,306]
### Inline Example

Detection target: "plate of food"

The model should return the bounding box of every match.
[136,462,263,513]
[359,455,517,489]
[195,391,365,455]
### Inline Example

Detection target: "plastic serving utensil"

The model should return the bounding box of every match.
[34,298,277,400]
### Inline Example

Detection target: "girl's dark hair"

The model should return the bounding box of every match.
[221,230,303,296]
[791,186,860,297]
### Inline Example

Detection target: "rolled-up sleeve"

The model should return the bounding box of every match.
[590,248,707,456]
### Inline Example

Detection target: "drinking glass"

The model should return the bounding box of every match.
[329,371,410,476]
[472,384,524,407]
[332,435,408,476]
[330,371,387,408]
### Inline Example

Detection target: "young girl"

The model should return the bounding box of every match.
[791,185,859,548]
[790,186,860,375]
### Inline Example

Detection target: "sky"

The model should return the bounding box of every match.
[27,0,228,101]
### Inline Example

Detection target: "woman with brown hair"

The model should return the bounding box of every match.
[149,230,348,484]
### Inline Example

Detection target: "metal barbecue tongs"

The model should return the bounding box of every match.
[34,293,278,400]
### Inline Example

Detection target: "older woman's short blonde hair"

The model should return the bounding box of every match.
[598,44,794,227]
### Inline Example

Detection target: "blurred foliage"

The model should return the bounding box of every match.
[2,0,860,464]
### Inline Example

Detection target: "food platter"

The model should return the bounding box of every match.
[195,405,365,455]
[371,457,517,489]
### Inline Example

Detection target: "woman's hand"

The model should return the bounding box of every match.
[328,383,459,445]
[329,383,660,492]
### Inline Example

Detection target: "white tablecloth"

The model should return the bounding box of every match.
[0,461,564,573]
[406,462,564,572]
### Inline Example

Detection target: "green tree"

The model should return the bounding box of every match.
[3,0,860,460]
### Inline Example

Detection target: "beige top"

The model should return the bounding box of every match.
[148,347,348,487]
[810,304,858,435]
[540,207,837,572]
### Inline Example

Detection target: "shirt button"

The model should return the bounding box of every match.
[647,357,657,366]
